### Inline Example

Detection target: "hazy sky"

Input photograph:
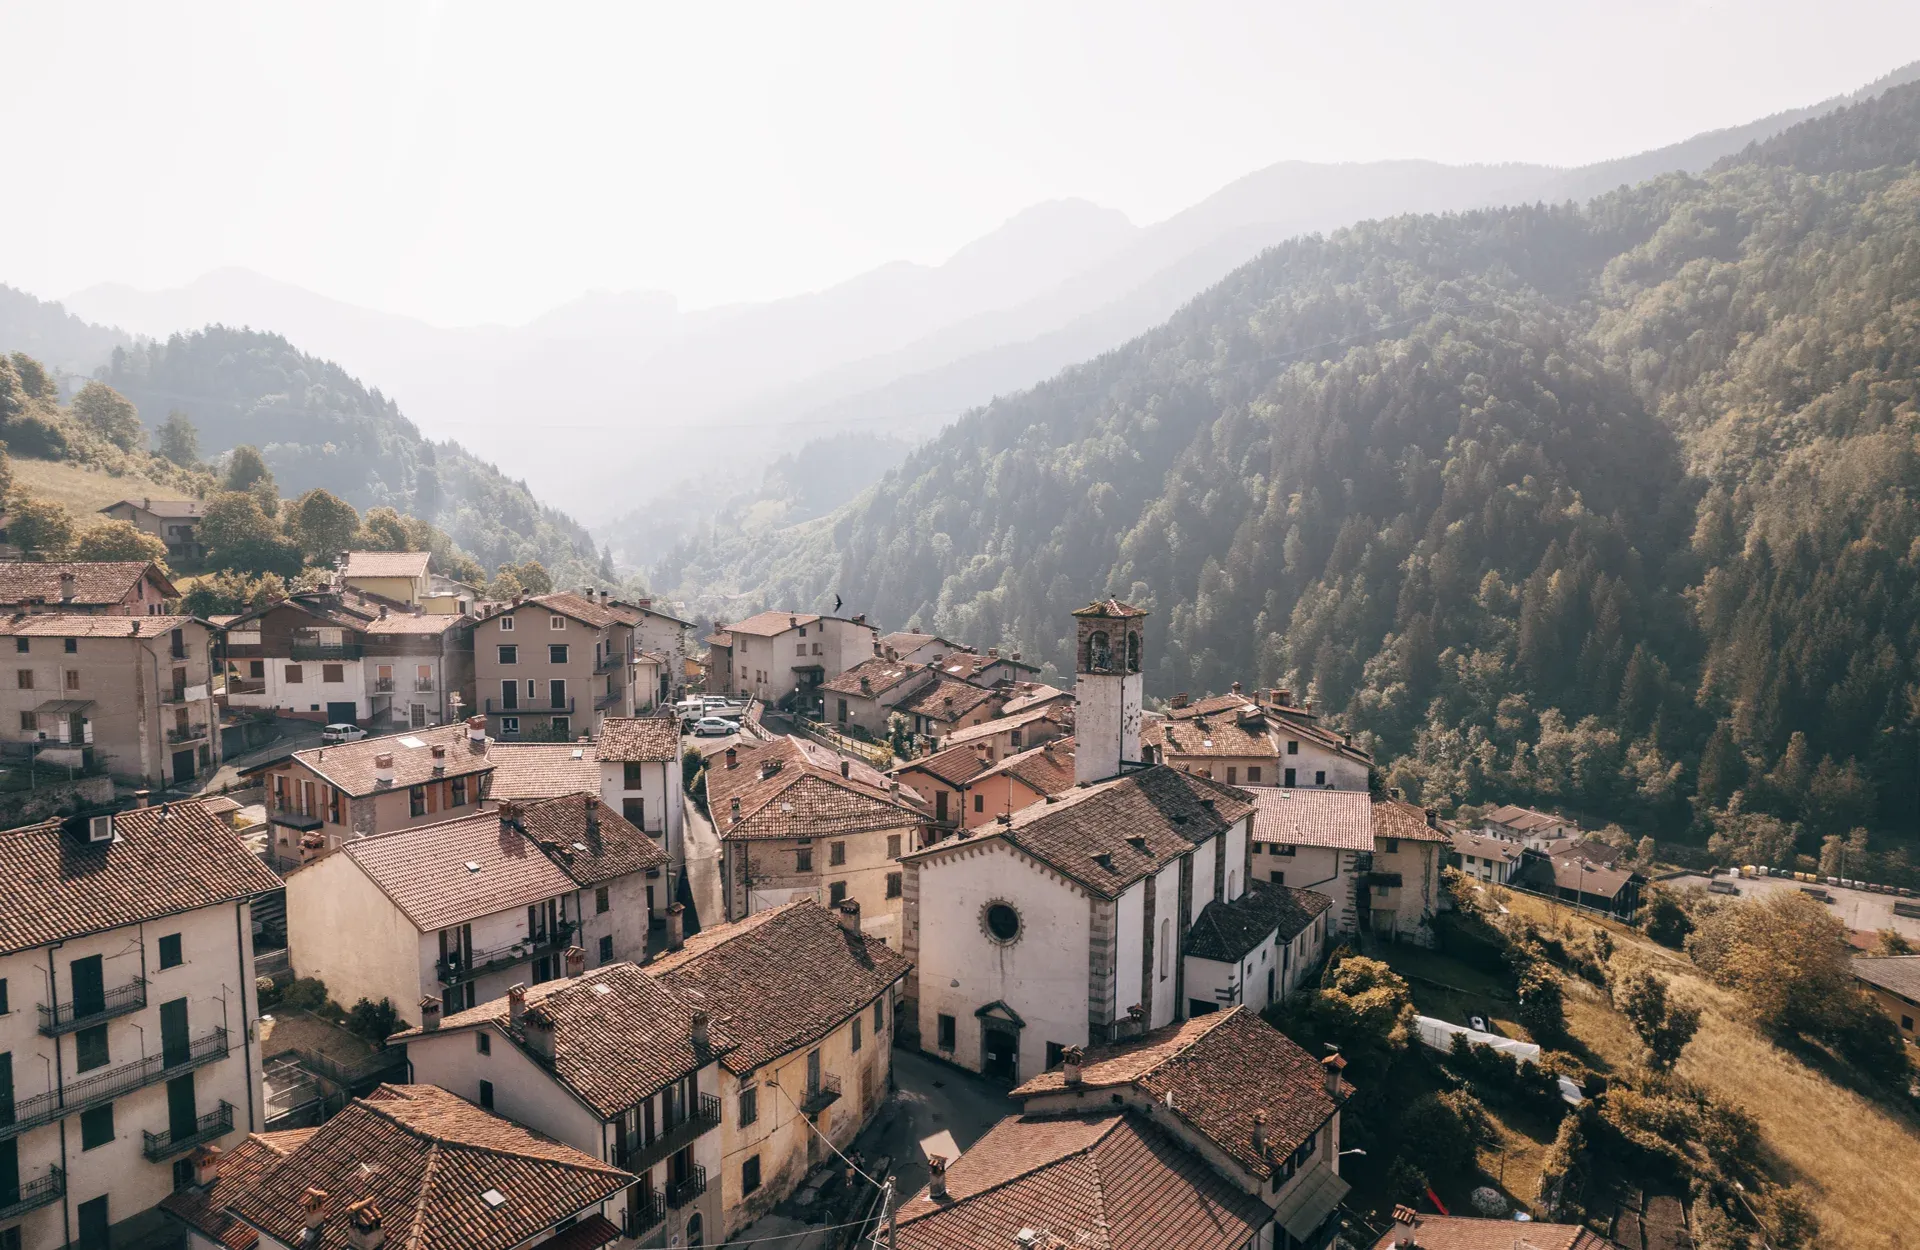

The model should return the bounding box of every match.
[4,1,1917,326]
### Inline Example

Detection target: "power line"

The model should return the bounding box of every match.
[766,1077,886,1193]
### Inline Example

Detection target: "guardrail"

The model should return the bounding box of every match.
[289,643,363,661]
[484,698,575,716]
[0,1027,229,1141]
[799,1073,842,1116]
[616,1094,721,1174]
[142,1099,234,1160]
[39,978,148,1036]
[792,717,893,770]
[437,923,577,985]
[665,1165,707,1209]
[0,1165,63,1221]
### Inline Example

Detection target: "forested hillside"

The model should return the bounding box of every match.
[665,81,1920,849]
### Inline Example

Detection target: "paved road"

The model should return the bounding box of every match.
[1667,871,1920,940]
[680,789,726,930]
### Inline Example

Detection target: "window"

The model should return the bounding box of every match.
[501,717,519,735]
[549,644,569,664]
[1286,740,1299,755]
[410,786,426,817]
[158,933,183,968]
[829,841,846,866]
[551,716,570,737]
[796,848,813,872]
[249,659,264,678]
[598,934,614,962]
[81,1103,114,1149]
[739,1086,759,1126]
[478,1079,495,1109]
[985,902,1020,943]
[451,776,467,807]
[828,881,848,906]
[623,797,645,825]
[623,761,644,789]
[1382,838,1400,853]
[742,1154,762,1194]
[874,998,885,1032]
[1315,770,1326,786]
[1159,917,1173,979]
[886,872,902,899]
[173,1158,195,1190]
[1903,1015,1915,1031]
[550,615,566,630]
[64,637,77,654]
[285,664,303,684]
[549,678,567,707]
[596,886,610,914]
[477,1032,491,1055]
[1226,767,1238,785]
[14,670,29,689]
[19,711,34,732]
[1248,766,1261,782]
[852,1016,862,1052]
[11,638,23,653]
[499,615,515,631]
[1284,767,1296,787]
[1375,883,1390,897]
[886,833,902,858]
[973,793,983,813]
[77,1196,110,1250]
[796,644,807,657]
[1272,871,1286,884]
[1046,1041,1065,1070]
[937,1013,956,1050]
[0,977,7,1013]
[498,644,518,664]
[76,1024,109,1071]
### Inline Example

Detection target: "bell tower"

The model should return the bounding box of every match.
[1072,599,1147,784]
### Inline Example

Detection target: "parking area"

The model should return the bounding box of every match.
[1666,871,1920,940]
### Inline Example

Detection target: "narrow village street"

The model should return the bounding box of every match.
[680,784,726,930]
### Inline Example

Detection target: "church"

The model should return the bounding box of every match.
[902,600,1314,1084]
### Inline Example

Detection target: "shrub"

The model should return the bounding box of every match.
[346,997,401,1044]
[1613,969,1701,1070]
[1687,891,1851,1036]
[1399,1089,1495,1182]
[1641,884,1694,948]
[277,976,329,1013]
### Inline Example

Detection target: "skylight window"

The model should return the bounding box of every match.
[465,861,482,873]
[570,749,584,760]
[481,1189,507,1208]
[398,735,427,749]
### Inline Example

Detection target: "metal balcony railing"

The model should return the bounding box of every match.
[167,723,209,744]
[594,651,626,674]
[0,1027,229,1141]
[289,642,363,661]
[225,678,266,695]
[624,1191,666,1238]
[0,1165,64,1222]
[799,1073,842,1116]
[665,1165,707,1209]
[436,922,576,985]
[594,689,625,711]
[615,1094,722,1174]
[413,678,436,693]
[484,698,575,715]
[372,677,397,693]
[39,978,148,1036]
[142,1100,234,1160]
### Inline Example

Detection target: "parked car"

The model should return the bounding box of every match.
[692,716,740,737]
[322,723,368,744]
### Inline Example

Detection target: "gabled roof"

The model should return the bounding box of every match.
[1158,709,1276,758]
[401,965,723,1116]
[1451,831,1524,864]
[1072,598,1148,619]
[529,591,620,629]
[512,793,669,887]
[1538,836,1627,867]
[877,630,957,654]
[159,1128,317,1249]
[975,737,1077,798]
[706,735,921,841]
[221,1084,632,1250]
[929,650,1038,682]
[704,630,732,648]
[938,699,1069,747]
[723,610,820,637]
[104,497,203,518]
[1011,1007,1347,1181]
[0,799,282,956]
[895,674,1002,722]
[596,716,681,762]
[1370,1213,1614,1250]
[341,550,431,580]
[907,766,1253,901]
[1373,797,1454,844]
[0,560,176,606]
[361,611,468,636]
[1485,804,1570,832]
[646,900,911,1075]
[0,612,206,638]
[894,741,997,789]
[821,655,932,698]
[291,723,493,799]
[1518,850,1639,901]
[997,683,1069,717]
[486,742,601,801]
[1185,879,1333,963]
[1249,789,1375,852]
[613,598,692,627]
[1851,955,1920,1002]
[1166,693,1256,721]
[893,1112,1270,1250]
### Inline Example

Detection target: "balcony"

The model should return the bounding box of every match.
[225,678,266,696]
[413,678,437,693]
[615,1094,721,1174]
[594,651,626,674]
[0,1165,64,1222]
[142,1100,234,1161]
[372,677,397,693]
[167,723,209,745]
[484,698,574,716]
[289,642,363,661]
[594,689,626,711]
[0,1027,229,1141]
[436,922,576,985]
[623,1191,666,1239]
[799,1073,842,1117]
[269,807,324,832]
[665,1165,707,1209]
[39,977,148,1036]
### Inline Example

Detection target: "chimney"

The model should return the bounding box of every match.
[58,571,76,603]
[1230,681,1242,695]
[837,899,862,933]
[860,675,872,694]
[507,983,527,1029]
[691,1009,710,1051]
[378,605,388,619]
[1171,693,1189,710]
[300,1188,330,1241]
[997,812,1012,826]
[1388,787,1402,801]
[666,902,686,951]
[725,746,737,769]
[522,1005,555,1060]
[430,743,446,773]
[133,789,150,808]
[927,1156,949,1201]
[1276,689,1292,707]
[840,760,851,779]
[1126,1003,1145,1036]
[498,800,522,837]
[468,715,488,746]
[1062,1046,1084,1086]
[417,996,442,1031]
[1321,1052,1346,1096]
[584,798,602,853]
[729,795,741,823]
[191,1143,223,1187]
[789,615,797,628]
[345,1199,386,1250]
[1251,1109,1268,1157]
[564,945,586,977]
[1425,808,1438,828]
[373,753,395,785]
[1012,651,1021,661]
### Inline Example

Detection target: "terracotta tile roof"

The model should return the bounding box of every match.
[293,723,493,798]
[1452,831,1524,864]
[615,599,691,626]
[1072,598,1148,619]
[1158,709,1277,758]
[0,799,282,956]
[977,738,1077,797]
[107,497,203,518]
[895,1112,1270,1250]
[1166,693,1257,721]
[707,736,920,841]
[403,965,722,1116]
[1250,789,1375,852]
[223,1084,631,1250]
[908,766,1252,901]
[646,900,911,1075]
[1373,797,1454,844]
[895,674,1003,723]
[928,651,1035,682]
[822,655,931,698]
[342,551,432,580]
[0,560,174,606]
[1370,1213,1613,1250]
[704,630,732,648]
[362,612,468,636]
[0,612,203,638]
[339,794,663,932]
[1012,1007,1346,1180]
[1538,836,1627,867]
[531,591,619,630]
[1185,879,1333,963]
[596,716,681,762]
[159,1129,317,1249]
[1485,804,1568,832]
[486,742,601,800]
[877,631,946,654]
[938,700,1069,747]
[723,610,820,637]
[896,741,996,789]
[1518,852,1639,901]
[1852,955,1920,1001]
[532,1214,622,1250]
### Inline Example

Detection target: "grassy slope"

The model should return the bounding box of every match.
[11,457,182,529]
